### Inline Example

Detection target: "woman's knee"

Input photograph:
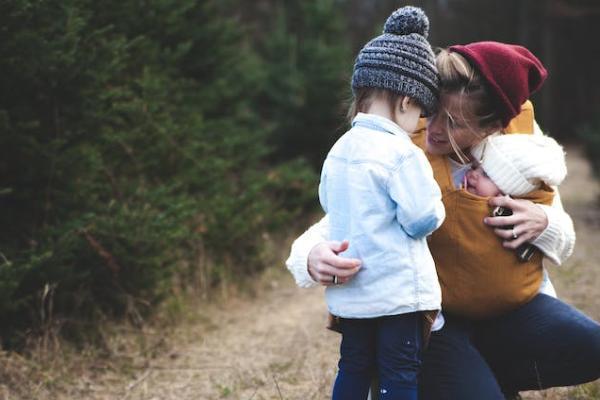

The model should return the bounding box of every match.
[577,317,600,377]
[550,307,600,383]
[419,323,505,400]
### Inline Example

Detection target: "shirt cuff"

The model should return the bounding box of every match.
[285,215,331,288]
[532,204,575,265]
[285,240,318,288]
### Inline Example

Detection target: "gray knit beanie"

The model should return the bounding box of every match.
[352,6,439,116]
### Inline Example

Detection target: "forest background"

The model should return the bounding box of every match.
[1,0,599,355]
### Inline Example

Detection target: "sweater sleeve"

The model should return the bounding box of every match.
[532,190,576,266]
[530,120,576,266]
[285,215,331,288]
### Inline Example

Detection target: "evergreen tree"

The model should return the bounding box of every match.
[0,0,318,347]
[257,0,352,168]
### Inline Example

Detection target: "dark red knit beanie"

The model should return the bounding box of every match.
[449,41,548,128]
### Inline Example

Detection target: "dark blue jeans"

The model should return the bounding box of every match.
[419,294,600,399]
[333,312,422,400]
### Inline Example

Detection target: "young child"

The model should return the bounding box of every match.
[318,7,445,400]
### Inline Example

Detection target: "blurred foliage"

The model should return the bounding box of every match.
[256,0,351,168]
[577,116,600,179]
[0,0,350,348]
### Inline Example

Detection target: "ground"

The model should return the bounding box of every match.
[1,146,599,400]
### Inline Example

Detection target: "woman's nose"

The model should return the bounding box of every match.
[426,114,442,134]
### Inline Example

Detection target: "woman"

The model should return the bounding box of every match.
[286,41,600,399]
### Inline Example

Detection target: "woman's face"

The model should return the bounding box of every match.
[425,92,488,156]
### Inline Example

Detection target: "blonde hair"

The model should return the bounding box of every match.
[436,49,502,163]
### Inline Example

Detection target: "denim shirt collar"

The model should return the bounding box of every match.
[352,113,409,137]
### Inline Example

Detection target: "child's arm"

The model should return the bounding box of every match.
[388,149,445,239]
[318,163,328,214]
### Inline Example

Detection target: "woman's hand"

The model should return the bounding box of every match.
[484,196,548,249]
[307,240,361,286]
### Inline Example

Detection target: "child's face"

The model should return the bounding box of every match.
[465,165,502,197]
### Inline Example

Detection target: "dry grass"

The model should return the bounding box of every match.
[1,146,599,400]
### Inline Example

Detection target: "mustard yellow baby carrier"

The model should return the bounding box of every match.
[412,101,554,318]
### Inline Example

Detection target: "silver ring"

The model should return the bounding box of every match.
[512,228,518,239]
[333,275,339,285]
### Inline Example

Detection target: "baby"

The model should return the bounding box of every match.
[466,133,566,198]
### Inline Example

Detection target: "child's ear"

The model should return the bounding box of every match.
[399,97,411,113]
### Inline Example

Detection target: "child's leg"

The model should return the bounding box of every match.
[332,318,377,400]
[376,313,422,400]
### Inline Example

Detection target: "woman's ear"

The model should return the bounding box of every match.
[482,121,503,137]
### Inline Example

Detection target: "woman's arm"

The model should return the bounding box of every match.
[531,191,575,265]
[485,191,575,265]
[285,215,362,287]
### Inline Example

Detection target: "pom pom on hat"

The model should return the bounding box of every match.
[449,42,548,128]
[383,6,429,37]
[470,133,567,197]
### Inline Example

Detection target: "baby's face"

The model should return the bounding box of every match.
[465,166,502,197]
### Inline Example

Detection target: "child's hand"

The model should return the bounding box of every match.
[485,196,548,249]
[307,240,361,286]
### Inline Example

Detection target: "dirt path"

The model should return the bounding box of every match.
[117,277,337,400]
[14,147,599,400]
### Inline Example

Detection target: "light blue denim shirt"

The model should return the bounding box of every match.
[319,113,445,318]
